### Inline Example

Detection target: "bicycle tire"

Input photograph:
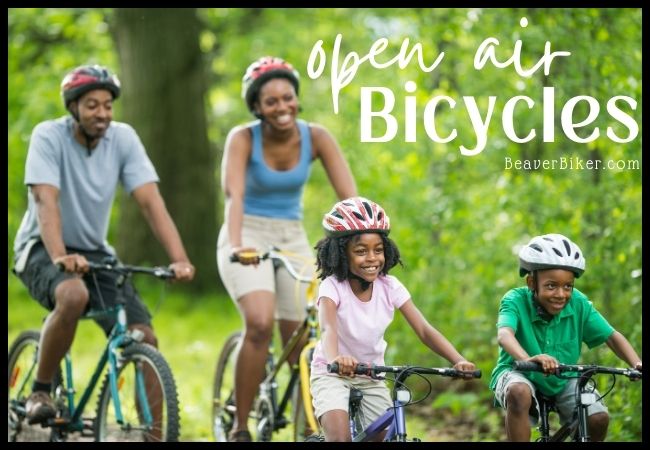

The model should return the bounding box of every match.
[8,330,66,442]
[94,342,179,442]
[212,331,242,442]
[292,341,318,441]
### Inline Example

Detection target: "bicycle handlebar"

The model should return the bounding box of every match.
[512,361,642,380]
[327,362,482,379]
[229,246,313,283]
[57,260,175,280]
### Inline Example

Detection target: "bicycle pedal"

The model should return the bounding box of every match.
[50,417,69,426]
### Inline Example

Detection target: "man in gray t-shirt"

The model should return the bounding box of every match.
[12,64,196,425]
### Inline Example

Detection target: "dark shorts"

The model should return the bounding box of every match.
[15,241,153,335]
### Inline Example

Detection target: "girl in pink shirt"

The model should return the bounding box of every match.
[309,197,477,441]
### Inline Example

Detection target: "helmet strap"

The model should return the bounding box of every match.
[348,272,372,292]
[70,104,97,155]
[529,271,552,321]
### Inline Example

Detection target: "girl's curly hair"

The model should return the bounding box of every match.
[314,232,402,281]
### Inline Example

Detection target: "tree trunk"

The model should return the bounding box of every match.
[112,8,221,293]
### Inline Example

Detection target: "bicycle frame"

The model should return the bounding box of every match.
[328,363,481,442]
[257,302,319,435]
[55,303,145,433]
[512,361,642,442]
[9,260,176,441]
[219,246,321,441]
[350,387,410,442]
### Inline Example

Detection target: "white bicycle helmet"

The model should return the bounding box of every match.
[518,233,585,278]
[322,197,390,237]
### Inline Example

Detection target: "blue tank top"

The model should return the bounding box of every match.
[243,119,313,220]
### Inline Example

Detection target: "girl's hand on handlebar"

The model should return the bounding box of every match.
[529,354,559,375]
[231,247,261,266]
[54,254,89,274]
[453,360,477,379]
[331,355,358,378]
[169,261,195,282]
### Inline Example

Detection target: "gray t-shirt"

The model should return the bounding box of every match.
[13,116,159,260]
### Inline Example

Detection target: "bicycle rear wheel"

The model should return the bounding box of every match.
[212,331,241,442]
[94,343,179,442]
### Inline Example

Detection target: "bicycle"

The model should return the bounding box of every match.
[211,246,320,442]
[8,258,180,442]
[512,360,642,442]
[315,362,482,442]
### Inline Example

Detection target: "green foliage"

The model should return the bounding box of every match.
[8,8,641,441]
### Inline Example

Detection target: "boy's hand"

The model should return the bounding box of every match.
[529,354,559,375]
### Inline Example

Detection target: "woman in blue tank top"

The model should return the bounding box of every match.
[216,56,357,441]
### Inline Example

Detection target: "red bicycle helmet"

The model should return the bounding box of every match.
[323,197,390,237]
[61,65,121,110]
[241,56,299,113]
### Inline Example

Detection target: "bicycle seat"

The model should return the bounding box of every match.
[536,392,559,413]
[349,388,364,408]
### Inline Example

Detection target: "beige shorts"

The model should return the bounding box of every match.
[310,373,393,429]
[494,370,608,426]
[216,214,315,321]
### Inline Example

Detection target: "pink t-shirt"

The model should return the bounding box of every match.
[310,274,411,376]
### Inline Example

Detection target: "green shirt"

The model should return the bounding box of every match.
[489,287,614,396]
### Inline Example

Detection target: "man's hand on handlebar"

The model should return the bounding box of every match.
[53,253,89,274]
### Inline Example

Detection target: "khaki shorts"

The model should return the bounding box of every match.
[494,370,608,426]
[310,373,393,429]
[216,214,315,321]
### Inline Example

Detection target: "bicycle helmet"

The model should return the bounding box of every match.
[241,56,300,113]
[323,197,390,237]
[518,233,586,278]
[61,65,121,110]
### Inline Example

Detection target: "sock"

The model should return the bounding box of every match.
[32,380,52,393]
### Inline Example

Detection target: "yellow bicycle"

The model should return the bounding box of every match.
[211,247,320,441]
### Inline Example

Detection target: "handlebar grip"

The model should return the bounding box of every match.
[327,362,339,373]
[327,362,372,375]
[447,368,482,378]
[230,251,263,263]
[512,361,543,372]
[56,262,65,272]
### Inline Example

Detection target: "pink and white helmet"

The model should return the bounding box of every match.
[322,197,390,237]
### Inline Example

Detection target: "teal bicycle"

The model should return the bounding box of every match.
[8,259,180,442]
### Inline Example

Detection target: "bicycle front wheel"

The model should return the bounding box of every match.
[212,331,241,442]
[94,343,179,442]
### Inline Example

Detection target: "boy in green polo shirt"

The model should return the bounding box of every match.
[489,233,642,442]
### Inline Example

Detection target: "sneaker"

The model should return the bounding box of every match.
[227,429,252,442]
[25,391,56,425]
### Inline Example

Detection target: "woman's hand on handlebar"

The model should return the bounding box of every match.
[230,246,261,266]
[53,253,89,274]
